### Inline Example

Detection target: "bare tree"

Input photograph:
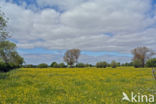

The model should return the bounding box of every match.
[64,49,80,67]
[132,46,154,67]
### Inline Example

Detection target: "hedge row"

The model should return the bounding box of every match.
[0,62,19,72]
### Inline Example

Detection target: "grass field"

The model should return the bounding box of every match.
[0,67,155,104]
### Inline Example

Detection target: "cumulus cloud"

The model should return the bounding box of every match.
[0,0,156,64]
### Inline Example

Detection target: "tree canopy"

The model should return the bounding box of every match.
[0,9,24,71]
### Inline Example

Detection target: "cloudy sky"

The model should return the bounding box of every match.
[0,0,156,65]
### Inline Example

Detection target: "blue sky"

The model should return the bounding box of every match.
[1,0,156,64]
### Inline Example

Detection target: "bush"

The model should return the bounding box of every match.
[50,62,57,67]
[146,58,156,67]
[85,64,93,67]
[51,62,59,68]
[58,63,66,68]
[23,64,37,68]
[0,62,17,72]
[111,60,117,68]
[117,62,120,67]
[121,62,133,66]
[37,63,48,68]
[96,61,107,68]
[133,59,142,68]
[76,63,86,68]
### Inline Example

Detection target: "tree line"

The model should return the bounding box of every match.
[23,47,156,68]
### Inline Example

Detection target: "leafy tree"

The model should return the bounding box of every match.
[132,47,154,67]
[0,10,24,71]
[96,61,107,68]
[58,63,66,68]
[11,52,24,66]
[85,63,93,67]
[64,49,80,67]
[121,62,133,66]
[50,62,57,67]
[37,63,48,68]
[117,62,120,67]
[111,60,117,68]
[146,58,156,67]
[133,59,142,68]
[76,63,85,68]
[23,64,37,68]
[0,11,9,41]
[0,41,24,65]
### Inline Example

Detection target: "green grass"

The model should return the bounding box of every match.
[0,67,155,104]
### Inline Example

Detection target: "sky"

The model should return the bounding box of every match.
[0,0,156,65]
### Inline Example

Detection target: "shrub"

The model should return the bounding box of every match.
[117,62,120,67]
[111,60,117,68]
[38,63,48,68]
[146,58,156,67]
[76,63,86,68]
[58,63,66,68]
[85,64,93,67]
[96,61,107,68]
[50,62,59,68]
[50,62,58,68]
[0,62,17,72]
[23,64,37,68]
[133,59,142,68]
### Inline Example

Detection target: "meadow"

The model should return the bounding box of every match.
[0,67,155,104]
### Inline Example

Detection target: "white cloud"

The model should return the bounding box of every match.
[0,0,156,54]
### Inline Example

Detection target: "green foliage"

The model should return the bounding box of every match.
[0,41,24,65]
[0,10,24,72]
[37,63,48,68]
[121,62,133,66]
[0,10,9,41]
[111,60,117,68]
[76,63,86,68]
[23,64,37,68]
[146,58,156,67]
[58,63,66,68]
[51,62,66,68]
[133,59,142,68]
[0,62,18,72]
[96,61,107,68]
[50,62,58,68]
[117,62,120,67]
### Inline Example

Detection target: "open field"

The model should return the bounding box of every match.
[0,67,155,104]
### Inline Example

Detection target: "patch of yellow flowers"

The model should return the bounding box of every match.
[0,67,155,104]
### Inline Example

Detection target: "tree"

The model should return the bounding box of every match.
[76,63,85,68]
[0,10,9,41]
[133,59,142,68]
[146,58,156,68]
[38,63,48,68]
[0,41,17,63]
[50,62,57,67]
[64,49,80,67]
[0,9,24,71]
[132,47,154,67]
[58,63,66,68]
[111,60,117,68]
[96,61,107,68]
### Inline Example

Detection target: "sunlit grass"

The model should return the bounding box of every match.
[0,67,155,104]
